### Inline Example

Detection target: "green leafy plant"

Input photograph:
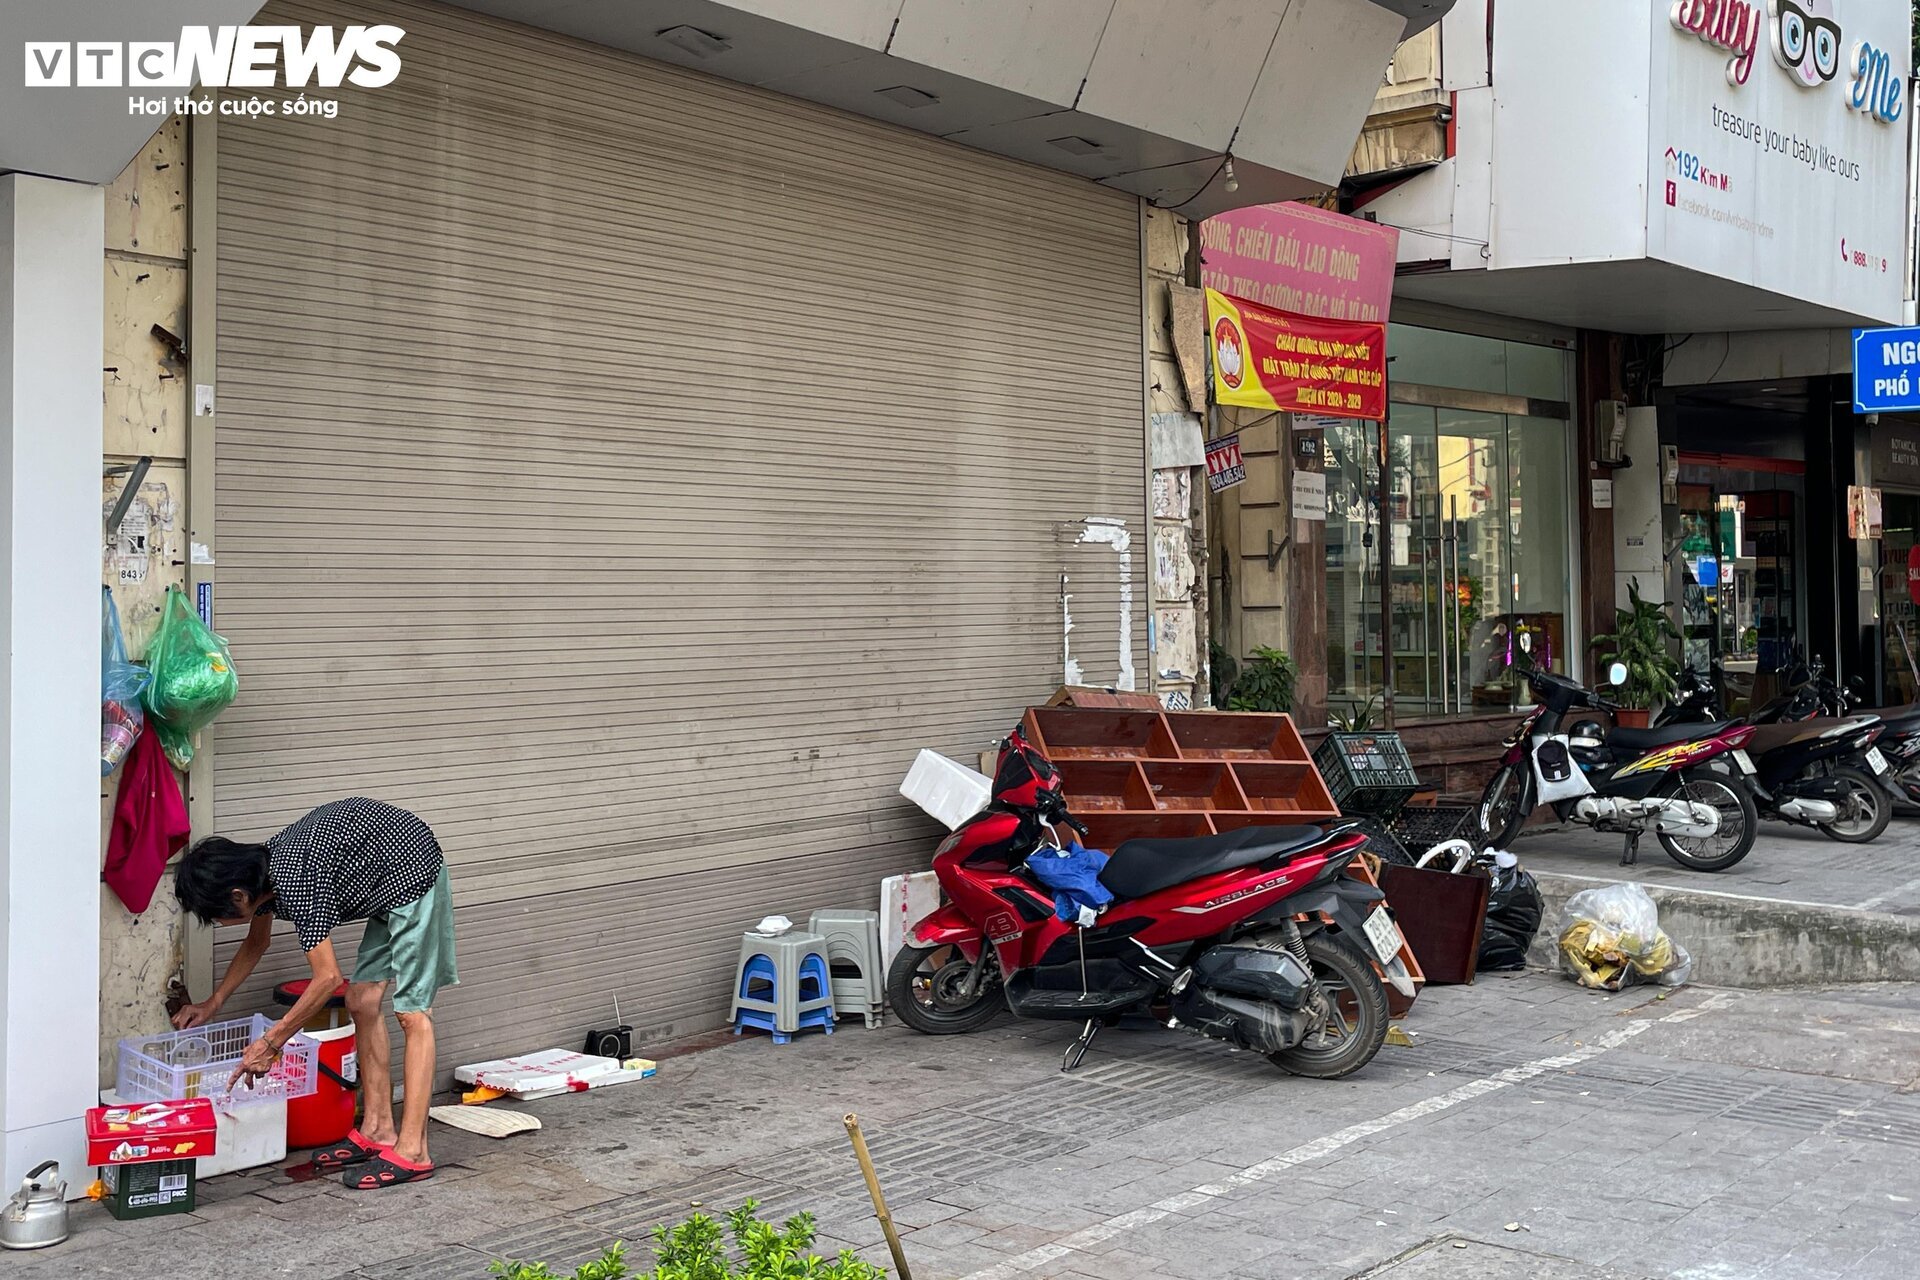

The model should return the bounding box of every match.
[1226,645,1298,712]
[491,1203,886,1280]
[1592,580,1681,711]
[1328,693,1381,731]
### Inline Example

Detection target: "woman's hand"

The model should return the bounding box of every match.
[171,999,220,1030]
[226,1036,282,1092]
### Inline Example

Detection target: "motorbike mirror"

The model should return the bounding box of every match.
[1607,661,1628,687]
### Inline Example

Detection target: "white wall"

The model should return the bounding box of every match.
[1614,407,1666,610]
[0,175,105,1194]
[1488,5,1650,269]
[1664,328,1856,383]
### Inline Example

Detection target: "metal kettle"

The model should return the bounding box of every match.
[0,1161,69,1250]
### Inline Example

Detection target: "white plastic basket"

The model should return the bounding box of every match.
[117,1014,318,1106]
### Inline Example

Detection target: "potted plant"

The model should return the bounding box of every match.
[1226,645,1298,712]
[1592,580,1681,727]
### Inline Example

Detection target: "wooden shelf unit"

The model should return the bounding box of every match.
[1023,706,1339,845]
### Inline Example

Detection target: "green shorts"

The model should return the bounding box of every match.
[353,866,458,1014]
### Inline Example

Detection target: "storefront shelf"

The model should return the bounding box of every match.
[1142,761,1247,812]
[1021,706,1340,828]
[1028,707,1177,760]
[1073,811,1212,849]
[1162,711,1312,762]
[1234,761,1337,814]
[1054,759,1153,811]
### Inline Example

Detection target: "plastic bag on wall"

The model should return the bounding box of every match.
[1556,882,1693,990]
[101,585,151,775]
[142,586,238,769]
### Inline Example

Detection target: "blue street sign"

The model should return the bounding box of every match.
[1853,326,1920,413]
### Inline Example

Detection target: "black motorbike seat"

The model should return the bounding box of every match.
[1100,824,1324,901]
[1608,720,1736,753]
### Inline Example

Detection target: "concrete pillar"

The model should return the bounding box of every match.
[1,174,105,1192]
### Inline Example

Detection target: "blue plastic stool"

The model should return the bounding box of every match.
[729,935,836,1044]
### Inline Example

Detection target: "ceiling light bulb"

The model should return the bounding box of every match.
[1223,158,1239,193]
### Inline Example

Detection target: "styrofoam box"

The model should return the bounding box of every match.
[899,750,990,830]
[99,1089,287,1178]
[880,871,942,971]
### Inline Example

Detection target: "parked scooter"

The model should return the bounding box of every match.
[1476,664,1760,871]
[1660,662,1892,842]
[890,728,1400,1078]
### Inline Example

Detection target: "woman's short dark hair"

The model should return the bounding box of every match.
[174,837,271,924]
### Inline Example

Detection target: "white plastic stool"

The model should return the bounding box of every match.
[808,909,885,1028]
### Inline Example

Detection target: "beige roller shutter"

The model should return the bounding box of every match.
[213,0,1145,1070]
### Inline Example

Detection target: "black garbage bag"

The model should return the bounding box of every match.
[1479,859,1543,971]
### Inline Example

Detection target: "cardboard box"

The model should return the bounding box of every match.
[85,1099,218,1165]
[102,1159,197,1220]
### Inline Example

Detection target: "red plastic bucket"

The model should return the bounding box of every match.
[286,1024,356,1150]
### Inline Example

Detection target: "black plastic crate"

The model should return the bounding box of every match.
[1313,732,1420,818]
[1388,805,1479,859]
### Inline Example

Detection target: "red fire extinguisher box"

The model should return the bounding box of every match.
[85,1099,219,1165]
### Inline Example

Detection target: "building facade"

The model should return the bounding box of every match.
[0,0,1445,1187]
[1207,0,1917,730]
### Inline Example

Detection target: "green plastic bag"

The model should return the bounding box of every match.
[142,587,238,768]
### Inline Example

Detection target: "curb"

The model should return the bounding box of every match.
[1527,870,1920,987]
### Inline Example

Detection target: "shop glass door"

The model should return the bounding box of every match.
[1328,404,1572,720]
[1880,493,1920,702]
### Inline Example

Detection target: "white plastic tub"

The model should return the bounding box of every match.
[98,1089,287,1177]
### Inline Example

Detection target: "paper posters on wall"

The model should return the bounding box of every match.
[1848,484,1884,539]
[1205,434,1246,493]
[1292,470,1328,521]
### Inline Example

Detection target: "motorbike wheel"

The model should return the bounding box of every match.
[1476,762,1533,850]
[886,942,1001,1034]
[1269,933,1389,1080]
[1816,766,1891,843]
[1656,768,1758,872]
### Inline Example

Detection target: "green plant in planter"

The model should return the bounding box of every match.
[1328,693,1382,732]
[1592,580,1681,711]
[489,1203,886,1280]
[1227,645,1298,712]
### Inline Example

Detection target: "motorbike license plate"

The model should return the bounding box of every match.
[1361,905,1404,966]
[1733,749,1757,774]
[1869,747,1890,774]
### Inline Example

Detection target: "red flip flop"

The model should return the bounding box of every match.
[312,1128,383,1170]
[343,1151,435,1190]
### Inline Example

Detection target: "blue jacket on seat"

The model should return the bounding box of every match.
[1024,841,1114,924]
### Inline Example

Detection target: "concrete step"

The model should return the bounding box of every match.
[1529,870,1920,987]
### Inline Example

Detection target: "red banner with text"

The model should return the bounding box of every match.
[1206,287,1386,420]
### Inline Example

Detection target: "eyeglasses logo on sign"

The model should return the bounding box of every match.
[1671,1,1903,123]
[23,25,404,121]
[1770,0,1842,87]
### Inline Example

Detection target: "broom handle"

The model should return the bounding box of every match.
[844,1113,914,1279]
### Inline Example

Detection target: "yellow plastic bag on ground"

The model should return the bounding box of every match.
[1556,883,1692,990]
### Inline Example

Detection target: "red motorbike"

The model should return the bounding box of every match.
[887,729,1401,1077]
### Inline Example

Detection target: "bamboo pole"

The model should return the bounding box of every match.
[843,1113,914,1279]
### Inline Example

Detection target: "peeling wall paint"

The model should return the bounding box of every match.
[1076,516,1135,691]
[98,120,192,1083]
[1144,205,1201,708]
